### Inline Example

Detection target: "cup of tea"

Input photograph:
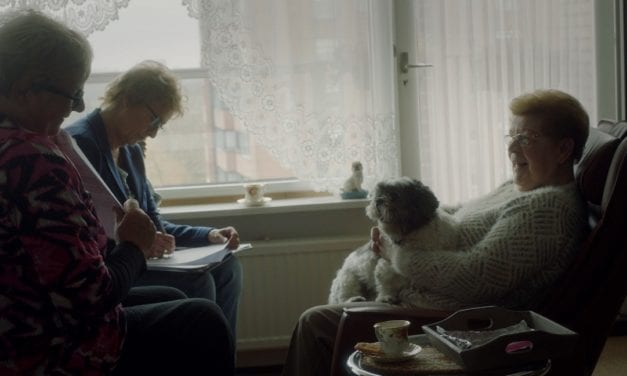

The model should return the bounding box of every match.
[244,183,265,204]
[373,320,411,356]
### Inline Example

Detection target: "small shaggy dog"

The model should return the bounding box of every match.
[328,177,458,305]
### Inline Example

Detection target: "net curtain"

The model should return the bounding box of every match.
[183,0,400,192]
[1,0,400,193]
[0,0,130,36]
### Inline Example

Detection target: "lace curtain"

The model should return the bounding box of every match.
[412,0,596,204]
[182,0,399,192]
[0,0,130,36]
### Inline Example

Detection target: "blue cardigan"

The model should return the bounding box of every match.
[66,109,212,247]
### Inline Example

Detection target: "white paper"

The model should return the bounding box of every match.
[54,130,122,238]
[146,243,252,272]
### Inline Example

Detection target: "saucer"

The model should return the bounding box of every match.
[237,197,272,207]
[367,343,422,363]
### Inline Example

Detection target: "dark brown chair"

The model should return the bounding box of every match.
[330,125,627,376]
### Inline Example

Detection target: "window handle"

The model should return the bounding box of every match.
[399,51,433,73]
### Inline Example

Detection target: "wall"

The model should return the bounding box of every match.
[161,197,372,366]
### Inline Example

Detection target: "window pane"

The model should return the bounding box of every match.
[65,0,295,188]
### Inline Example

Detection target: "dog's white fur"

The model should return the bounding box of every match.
[328,177,458,305]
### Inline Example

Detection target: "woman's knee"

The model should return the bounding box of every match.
[123,286,187,307]
[212,254,243,291]
[298,304,343,335]
[181,299,231,336]
[151,286,187,300]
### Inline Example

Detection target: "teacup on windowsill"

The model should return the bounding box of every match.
[237,183,272,207]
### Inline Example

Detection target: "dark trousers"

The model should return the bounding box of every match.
[134,253,243,338]
[113,287,235,375]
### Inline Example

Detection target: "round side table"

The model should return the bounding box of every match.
[346,335,552,376]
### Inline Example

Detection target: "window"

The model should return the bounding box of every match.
[58,0,604,204]
[398,0,598,203]
[64,0,295,190]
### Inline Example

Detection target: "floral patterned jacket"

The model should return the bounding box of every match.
[0,121,141,374]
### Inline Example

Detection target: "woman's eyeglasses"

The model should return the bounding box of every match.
[32,83,84,111]
[504,131,543,148]
[145,104,164,132]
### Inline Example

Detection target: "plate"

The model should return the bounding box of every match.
[365,343,422,363]
[237,197,272,207]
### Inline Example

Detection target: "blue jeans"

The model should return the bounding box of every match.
[134,254,243,338]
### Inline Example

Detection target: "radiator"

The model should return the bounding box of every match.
[235,236,367,351]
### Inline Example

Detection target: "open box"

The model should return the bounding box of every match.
[421,306,578,373]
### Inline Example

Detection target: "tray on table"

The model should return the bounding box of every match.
[421,306,577,373]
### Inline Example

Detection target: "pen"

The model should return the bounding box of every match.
[157,219,172,258]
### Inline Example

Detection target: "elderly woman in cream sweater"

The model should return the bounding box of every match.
[281,89,590,376]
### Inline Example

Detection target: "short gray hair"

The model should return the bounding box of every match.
[510,89,589,162]
[0,9,93,95]
[102,60,184,119]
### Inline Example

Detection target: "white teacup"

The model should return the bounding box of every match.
[374,320,411,356]
[244,183,265,203]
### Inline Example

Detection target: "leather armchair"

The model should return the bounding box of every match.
[330,123,627,376]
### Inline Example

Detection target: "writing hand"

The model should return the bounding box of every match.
[147,232,176,259]
[114,199,156,258]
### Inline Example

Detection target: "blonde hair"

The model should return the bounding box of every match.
[0,9,92,95]
[102,60,184,118]
[510,89,589,162]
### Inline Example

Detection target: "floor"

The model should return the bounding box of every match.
[592,335,627,376]
[236,365,283,376]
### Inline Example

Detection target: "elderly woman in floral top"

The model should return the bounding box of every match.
[0,10,234,375]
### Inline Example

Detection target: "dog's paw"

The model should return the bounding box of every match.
[347,296,367,302]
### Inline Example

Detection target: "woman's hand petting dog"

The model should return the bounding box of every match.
[370,226,392,261]
[370,226,382,256]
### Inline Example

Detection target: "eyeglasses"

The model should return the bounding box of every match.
[504,131,543,148]
[145,104,164,132]
[32,83,84,111]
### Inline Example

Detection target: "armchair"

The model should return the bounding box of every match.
[330,125,627,376]
[598,119,627,140]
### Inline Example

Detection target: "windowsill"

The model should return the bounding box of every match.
[159,195,369,220]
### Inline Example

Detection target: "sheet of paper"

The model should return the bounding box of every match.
[54,130,122,238]
[147,243,252,272]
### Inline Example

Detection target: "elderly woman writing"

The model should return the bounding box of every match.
[281,89,590,376]
[0,10,233,374]
[66,60,243,338]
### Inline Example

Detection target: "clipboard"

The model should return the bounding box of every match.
[146,243,252,272]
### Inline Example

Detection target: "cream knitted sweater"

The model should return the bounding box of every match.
[393,181,588,310]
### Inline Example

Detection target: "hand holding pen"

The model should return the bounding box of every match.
[147,221,175,259]
[114,198,156,258]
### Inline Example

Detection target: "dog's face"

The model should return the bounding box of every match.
[365,177,439,240]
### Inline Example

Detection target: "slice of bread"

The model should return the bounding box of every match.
[354,341,384,356]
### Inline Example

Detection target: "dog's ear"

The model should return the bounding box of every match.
[396,178,440,235]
